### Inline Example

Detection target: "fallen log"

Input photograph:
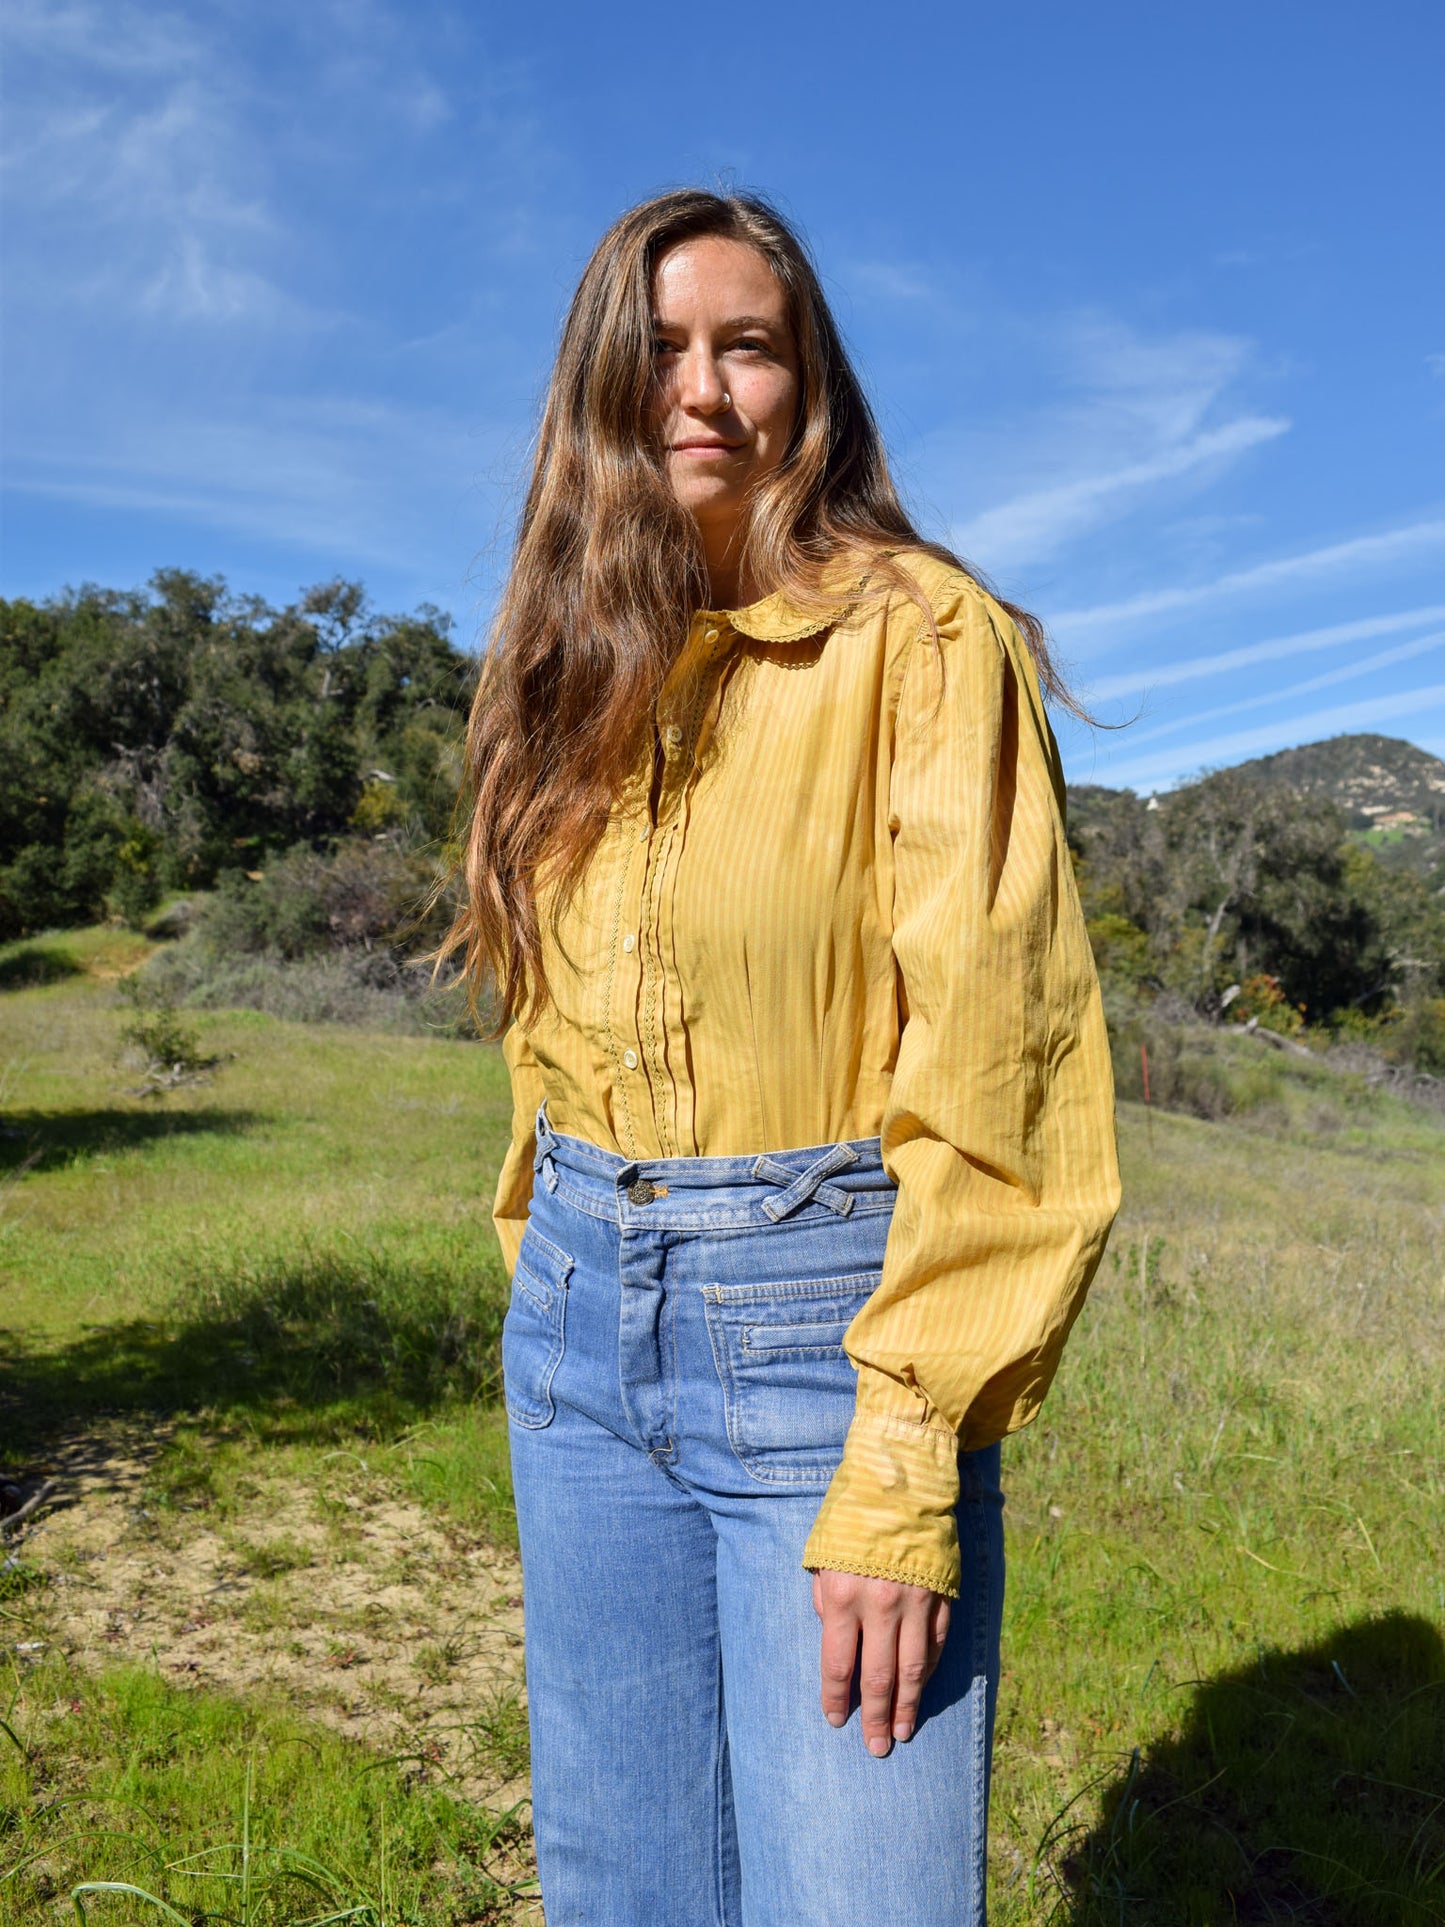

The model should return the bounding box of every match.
[0,1479,60,1536]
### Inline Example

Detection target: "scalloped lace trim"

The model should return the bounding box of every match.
[802,1555,959,1599]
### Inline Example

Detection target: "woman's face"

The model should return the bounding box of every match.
[647,236,800,560]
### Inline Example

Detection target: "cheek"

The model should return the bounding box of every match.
[751,373,800,455]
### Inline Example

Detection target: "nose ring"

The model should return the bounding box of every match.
[720,392,731,408]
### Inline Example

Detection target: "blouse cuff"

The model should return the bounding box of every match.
[802,1405,962,1598]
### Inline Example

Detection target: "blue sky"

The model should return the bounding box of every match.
[3,0,1442,791]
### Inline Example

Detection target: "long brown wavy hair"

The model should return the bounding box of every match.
[442,188,1071,1029]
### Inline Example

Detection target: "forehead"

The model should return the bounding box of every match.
[651,236,787,322]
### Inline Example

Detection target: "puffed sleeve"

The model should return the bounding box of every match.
[802,576,1121,1596]
[492,1023,548,1276]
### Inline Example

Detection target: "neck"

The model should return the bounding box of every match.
[698,520,753,611]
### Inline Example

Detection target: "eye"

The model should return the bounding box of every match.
[733,336,771,354]
[652,336,680,356]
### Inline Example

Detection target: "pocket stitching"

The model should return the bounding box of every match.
[504,1232,573,1430]
[703,1276,876,1488]
[742,1322,852,1355]
[702,1269,882,1307]
[513,1260,556,1318]
[517,1226,574,1287]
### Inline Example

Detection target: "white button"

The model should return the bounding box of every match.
[623,1049,638,1069]
[665,724,683,745]
[638,824,649,841]
[622,933,635,953]
[705,627,719,644]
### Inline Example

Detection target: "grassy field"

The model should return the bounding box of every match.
[2,931,1442,1924]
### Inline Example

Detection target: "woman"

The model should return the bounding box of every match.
[445,190,1120,1925]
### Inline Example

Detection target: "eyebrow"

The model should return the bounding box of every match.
[651,313,782,333]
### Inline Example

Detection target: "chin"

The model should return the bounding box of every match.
[673,478,745,521]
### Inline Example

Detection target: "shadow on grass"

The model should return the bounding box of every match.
[0,1247,508,1461]
[0,1106,262,1175]
[0,941,85,991]
[1061,1612,1445,1927]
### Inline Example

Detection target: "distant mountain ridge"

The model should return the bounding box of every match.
[1230,734,1445,834]
[1069,732,1445,880]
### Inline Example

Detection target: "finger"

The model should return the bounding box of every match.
[857,1610,899,1758]
[818,1602,860,1729]
[929,1593,951,1662]
[891,1606,933,1742]
[812,1571,824,1621]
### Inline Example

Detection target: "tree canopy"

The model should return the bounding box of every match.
[4,571,1440,1070]
[0,571,475,937]
[1069,769,1445,1061]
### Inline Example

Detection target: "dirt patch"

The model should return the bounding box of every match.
[11,1425,531,1815]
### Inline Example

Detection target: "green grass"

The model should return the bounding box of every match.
[3,953,1444,1923]
[994,1096,1444,1923]
[1,1644,533,1923]
[0,961,520,1539]
[0,925,155,993]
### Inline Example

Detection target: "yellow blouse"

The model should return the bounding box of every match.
[493,551,1121,1596]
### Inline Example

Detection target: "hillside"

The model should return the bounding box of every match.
[1234,732,1445,869]
[1071,732,1445,881]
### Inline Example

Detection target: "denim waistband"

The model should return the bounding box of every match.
[532,1103,895,1231]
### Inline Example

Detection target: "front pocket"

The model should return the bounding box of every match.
[703,1272,880,1486]
[503,1227,573,1429]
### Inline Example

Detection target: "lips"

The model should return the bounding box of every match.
[671,439,743,453]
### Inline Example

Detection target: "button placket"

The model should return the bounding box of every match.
[617,614,732,1155]
[602,800,656,1156]
[635,815,676,1152]
[654,616,724,782]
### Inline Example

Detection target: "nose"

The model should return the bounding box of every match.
[676,345,731,416]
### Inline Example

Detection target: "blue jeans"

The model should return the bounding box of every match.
[504,1109,1005,1926]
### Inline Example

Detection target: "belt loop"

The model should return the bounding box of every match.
[755,1142,858,1222]
[533,1101,558,1193]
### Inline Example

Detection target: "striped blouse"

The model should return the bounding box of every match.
[493,550,1121,1596]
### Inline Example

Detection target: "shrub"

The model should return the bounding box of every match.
[117,976,213,1078]
[1086,911,1153,989]
[1384,995,1445,1078]
[1111,1016,1241,1120]
[1227,971,1305,1036]
[142,942,473,1034]
[1328,994,1445,1078]
[200,838,441,960]
[129,835,476,1036]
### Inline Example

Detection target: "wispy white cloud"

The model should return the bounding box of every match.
[845,259,936,302]
[958,415,1288,569]
[942,317,1283,571]
[6,395,508,573]
[1109,630,1445,751]
[1052,518,1445,643]
[1086,603,1445,701]
[2,3,298,326]
[1427,352,1445,379]
[0,0,576,625]
[1105,681,1445,792]
[1,0,201,73]
[2,0,477,329]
